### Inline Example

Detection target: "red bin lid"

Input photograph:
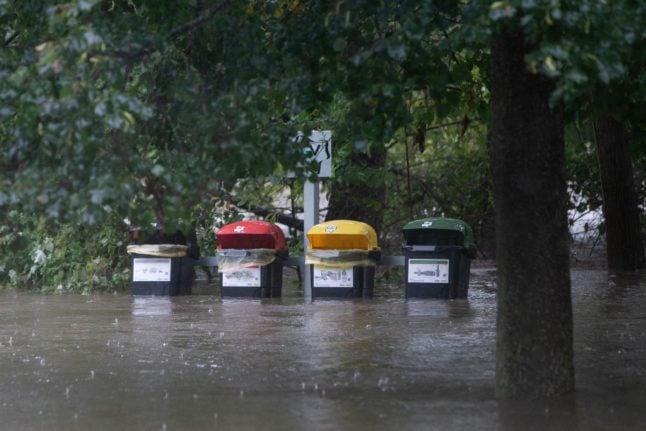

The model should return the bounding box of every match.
[216,220,287,251]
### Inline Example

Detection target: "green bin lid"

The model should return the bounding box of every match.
[402,217,475,248]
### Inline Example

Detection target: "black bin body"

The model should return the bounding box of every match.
[130,254,193,296]
[403,246,470,299]
[219,260,283,298]
[310,265,375,299]
[403,218,475,299]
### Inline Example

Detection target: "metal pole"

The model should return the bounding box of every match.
[303,180,319,300]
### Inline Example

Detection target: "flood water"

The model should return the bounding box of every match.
[0,267,644,430]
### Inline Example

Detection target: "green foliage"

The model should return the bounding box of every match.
[0,212,130,293]
[564,117,646,239]
[565,120,602,212]
[190,197,243,257]
[2,1,642,212]
[381,119,492,251]
[1,0,644,291]
[484,0,646,116]
[0,0,309,226]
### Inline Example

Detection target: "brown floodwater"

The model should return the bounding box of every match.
[0,267,644,430]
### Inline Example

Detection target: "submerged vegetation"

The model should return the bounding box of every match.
[1,213,130,292]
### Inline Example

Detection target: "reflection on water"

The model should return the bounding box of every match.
[0,267,644,430]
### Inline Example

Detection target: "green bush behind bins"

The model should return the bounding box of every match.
[0,212,130,293]
[0,202,232,293]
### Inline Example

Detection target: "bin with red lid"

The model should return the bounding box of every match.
[215,220,288,298]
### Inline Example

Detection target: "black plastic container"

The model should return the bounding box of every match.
[402,218,476,299]
[403,246,471,299]
[219,259,283,298]
[310,265,375,299]
[130,254,193,296]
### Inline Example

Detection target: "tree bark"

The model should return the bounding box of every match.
[325,150,387,234]
[475,205,496,260]
[593,116,645,270]
[489,30,574,398]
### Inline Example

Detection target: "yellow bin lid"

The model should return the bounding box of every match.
[307,220,379,251]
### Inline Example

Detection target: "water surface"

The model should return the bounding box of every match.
[0,267,644,430]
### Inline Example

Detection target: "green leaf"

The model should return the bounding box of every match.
[151,164,165,177]
[332,37,347,52]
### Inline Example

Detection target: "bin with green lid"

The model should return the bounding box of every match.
[306,220,381,298]
[402,217,476,299]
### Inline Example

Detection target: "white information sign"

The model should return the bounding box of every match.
[308,130,332,178]
[407,259,450,284]
[132,258,172,282]
[288,130,333,178]
[221,267,261,287]
[313,266,353,288]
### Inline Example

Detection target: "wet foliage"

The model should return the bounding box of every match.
[0,212,130,293]
[1,1,644,279]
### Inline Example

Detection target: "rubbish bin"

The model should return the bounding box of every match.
[127,244,194,296]
[402,217,476,299]
[306,220,380,299]
[215,220,288,298]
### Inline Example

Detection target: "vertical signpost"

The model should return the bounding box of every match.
[300,131,332,299]
[303,180,319,300]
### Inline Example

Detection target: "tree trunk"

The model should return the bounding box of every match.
[325,150,387,233]
[489,30,574,398]
[593,116,645,270]
[475,202,497,260]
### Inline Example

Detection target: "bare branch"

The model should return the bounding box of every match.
[246,204,304,231]
[113,1,232,62]
[425,119,465,131]
[169,0,232,40]
[213,189,304,231]
[3,31,21,48]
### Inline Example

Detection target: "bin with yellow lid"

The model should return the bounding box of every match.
[306,220,380,298]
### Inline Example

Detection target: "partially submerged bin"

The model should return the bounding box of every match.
[127,244,194,296]
[402,217,476,299]
[306,220,380,298]
[216,220,287,298]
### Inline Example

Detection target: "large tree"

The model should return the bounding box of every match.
[523,0,646,269]
[488,28,573,397]
[481,0,645,396]
[593,115,644,270]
